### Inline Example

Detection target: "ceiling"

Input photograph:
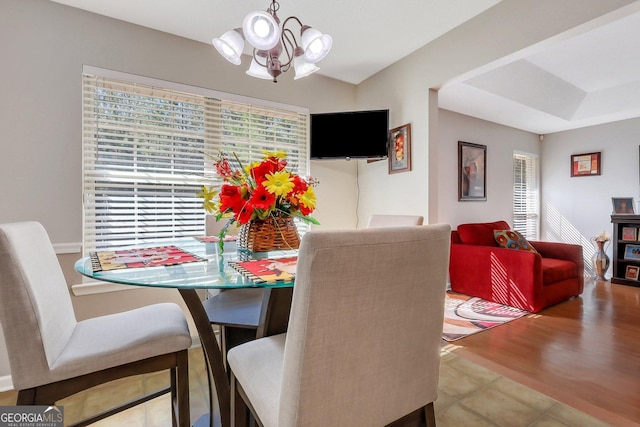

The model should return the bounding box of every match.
[439,5,640,134]
[51,0,640,135]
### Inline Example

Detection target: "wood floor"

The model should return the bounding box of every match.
[446,278,640,426]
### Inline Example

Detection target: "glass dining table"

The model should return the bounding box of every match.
[74,237,296,427]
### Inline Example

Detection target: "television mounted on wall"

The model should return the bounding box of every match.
[310,109,389,160]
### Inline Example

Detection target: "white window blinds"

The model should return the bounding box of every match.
[82,73,309,252]
[513,152,540,240]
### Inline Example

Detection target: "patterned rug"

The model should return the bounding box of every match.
[443,292,530,342]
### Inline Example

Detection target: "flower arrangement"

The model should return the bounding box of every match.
[197,150,319,247]
[594,230,611,243]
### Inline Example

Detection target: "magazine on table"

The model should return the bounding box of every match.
[229,256,298,284]
[90,246,204,272]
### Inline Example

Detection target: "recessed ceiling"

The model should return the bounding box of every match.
[50,0,640,135]
[439,4,640,134]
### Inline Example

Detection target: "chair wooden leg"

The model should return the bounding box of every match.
[174,350,190,427]
[231,371,250,427]
[16,389,37,405]
[424,402,436,427]
[171,366,178,427]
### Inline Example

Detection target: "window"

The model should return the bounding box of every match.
[82,69,309,252]
[513,152,539,240]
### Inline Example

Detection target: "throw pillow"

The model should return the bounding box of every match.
[494,230,538,253]
[457,221,510,246]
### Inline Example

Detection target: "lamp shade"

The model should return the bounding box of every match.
[246,58,273,79]
[212,29,244,65]
[301,27,332,63]
[243,11,280,51]
[293,55,319,80]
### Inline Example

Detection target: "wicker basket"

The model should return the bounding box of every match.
[238,216,301,252]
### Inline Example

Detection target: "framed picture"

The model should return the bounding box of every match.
[388,124,411,174]
[458,141,486,201]
[570,152,601,177]
[623,244,640,260]
[622,227,638,241]
[625,265,640,280]
[612,197,635,214]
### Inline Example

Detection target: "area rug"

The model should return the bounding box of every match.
[443,292,529,342]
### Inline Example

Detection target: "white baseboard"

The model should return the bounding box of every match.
[0,375,13,392]
[53,242,82,254]
[71,281,141,296]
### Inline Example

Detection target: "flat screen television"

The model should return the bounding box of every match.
[310,109,389,160]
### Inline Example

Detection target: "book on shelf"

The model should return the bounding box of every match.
[230,256,297,284]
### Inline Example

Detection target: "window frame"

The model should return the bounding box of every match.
[81,66,310,254]
[513,151,540,240]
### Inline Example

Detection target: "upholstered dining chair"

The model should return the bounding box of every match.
[0,222,192,426]
[203,215,265,365]
[367,214,424,228]
[205,214,425,365]
[227,224,450,427]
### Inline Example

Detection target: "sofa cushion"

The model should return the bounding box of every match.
[542,258,577,285]
[457,221,510,246]
[494,230,538,253]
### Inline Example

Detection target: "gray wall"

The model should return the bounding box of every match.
[0,0,359,244]
[0,0,358,384]
[354,0,636,226]
[437,109,540,228]
[541,117,640,277]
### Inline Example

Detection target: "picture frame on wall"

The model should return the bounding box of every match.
[612,197,635,214]
[570,152,601,177]
[388,123,411,174]
[458,141,486,201]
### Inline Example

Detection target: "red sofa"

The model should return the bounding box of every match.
[449,220,584,313]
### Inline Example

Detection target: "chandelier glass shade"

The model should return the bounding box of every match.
[212,0,332,83]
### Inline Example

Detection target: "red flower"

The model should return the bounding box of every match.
[250,160,278,185]
[298,203,313,216]
[249,185,276,210]
[291,175,308,195]
[216,159,233,177]
[236,203,254,224]
[219,184,244,212]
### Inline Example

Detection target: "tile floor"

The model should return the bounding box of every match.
[0,346,610,426]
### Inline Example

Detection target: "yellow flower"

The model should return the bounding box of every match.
[196,186,218,213]
[298,186,316,210]
[263,171,295,196]
[262,150,287,159]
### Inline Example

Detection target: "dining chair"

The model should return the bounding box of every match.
[205,214,425,365]
[203,215,264,366]
[367,214,424,228]
[227,224,451,427]
[0,221,192,426]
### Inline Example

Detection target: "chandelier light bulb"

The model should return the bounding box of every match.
[246,57,273,79]
[254,19,271,38]
[293,55,319,80]
[243,11,280,51]
[212,29,244,65]
[301,27,332,64]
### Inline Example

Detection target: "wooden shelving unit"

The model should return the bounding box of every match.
[611,214,640,287]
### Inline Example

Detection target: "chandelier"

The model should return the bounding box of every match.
[212,0,333,83]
